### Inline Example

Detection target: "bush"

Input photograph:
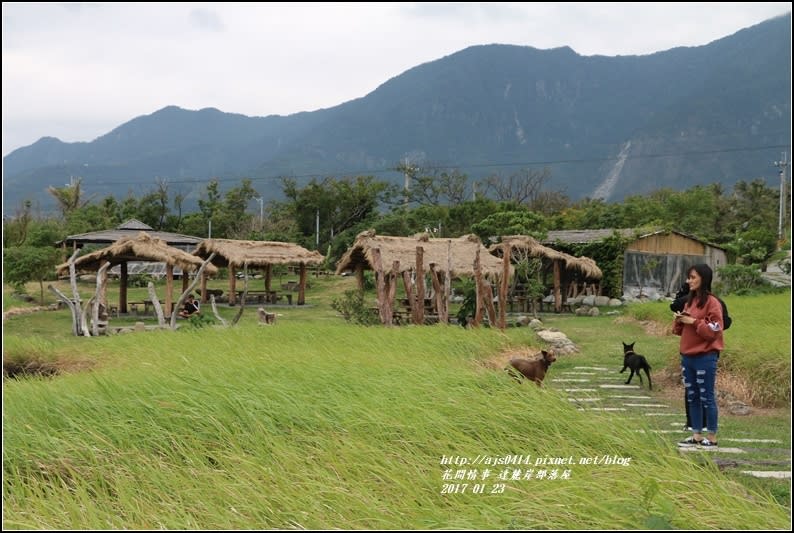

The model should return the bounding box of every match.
[715,264,769,295]
[331,290,380,325]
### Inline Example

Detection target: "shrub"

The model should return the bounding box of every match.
[331,290,380,325]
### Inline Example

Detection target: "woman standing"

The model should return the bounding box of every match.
[673,264,724,448]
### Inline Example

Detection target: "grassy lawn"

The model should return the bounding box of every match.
[3,279,790,529]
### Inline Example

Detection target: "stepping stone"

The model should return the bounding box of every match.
[609,395,652,399]
[637,430,688,434]
[645,413,682,417]
[568,398,600,402]
[599,384,640,389]
[678,447,746,454]
[623,403,670,408]
[740,471,791,479]
[722,438,782,444]
[574,366,609,371]
[585,407,627,411]
[563,388,597,392]
[551,378,591,382]
[560,371,597,375]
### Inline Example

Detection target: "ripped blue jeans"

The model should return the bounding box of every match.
[681,352,719,434]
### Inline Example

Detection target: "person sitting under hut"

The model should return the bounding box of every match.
[178,294,200,318]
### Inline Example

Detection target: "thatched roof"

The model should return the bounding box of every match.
[55,219,202,250]
[336,230,511,277]
[56,232,218,276]
[193,239,325,268]
[492,235,603,279]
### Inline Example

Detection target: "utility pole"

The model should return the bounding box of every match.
[255,197,264,227]
[315,209,320,249]
[774,152,789,244]
[403,157,412,207]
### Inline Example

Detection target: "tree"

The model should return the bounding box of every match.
[483,167,552,205]
[471,210,548,246]
[280,176,395,250]
[47,177,93,217]
[3,200,33,247]
[3,246,61,304]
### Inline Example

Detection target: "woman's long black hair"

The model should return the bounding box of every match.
[686,263,713,309]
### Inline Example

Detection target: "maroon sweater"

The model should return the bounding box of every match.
[672,294,725,356]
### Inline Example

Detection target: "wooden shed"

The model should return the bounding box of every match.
[544,229,728,297]
[193,239,324,306]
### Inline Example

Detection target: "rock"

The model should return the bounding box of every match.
[727,401,751,416]
[587,307,600,317]
[608,298,623,307]
[595,296,611,306]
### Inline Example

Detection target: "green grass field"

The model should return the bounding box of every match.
[3,280,791,529]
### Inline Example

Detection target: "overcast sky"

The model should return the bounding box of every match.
[2,2,791,156]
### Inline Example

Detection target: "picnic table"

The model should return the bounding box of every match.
[235,290,293,305]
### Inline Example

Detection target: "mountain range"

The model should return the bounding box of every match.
[3,13,791,213]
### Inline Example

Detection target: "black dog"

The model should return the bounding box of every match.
[620,342,652,390]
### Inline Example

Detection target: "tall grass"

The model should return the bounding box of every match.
[4,323,789,529]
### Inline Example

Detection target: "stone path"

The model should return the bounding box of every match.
[551,361,791,480]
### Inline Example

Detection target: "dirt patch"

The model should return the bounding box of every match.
[612,316,672,337]
[3,355,96,380]
[2,306,51,321]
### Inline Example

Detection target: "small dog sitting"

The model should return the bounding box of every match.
[506,350,557,386]
[620,342,652,390]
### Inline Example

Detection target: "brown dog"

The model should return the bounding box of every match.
[506,350,557,386]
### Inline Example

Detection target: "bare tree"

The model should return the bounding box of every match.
[483,167,552,205]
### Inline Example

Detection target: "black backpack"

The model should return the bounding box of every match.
[718,297,732,330]
[670,286,732,330]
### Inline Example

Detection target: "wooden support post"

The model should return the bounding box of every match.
[388,261,399,322]
[499,245,510,329]
[442,240,451,324]
[472,250,483,327]
[553,259,562,313]
[100,259,109,308]
[229,264,237,306]
[120,261,128,314]
[201,269,208,303]
[371,248,392,326]
[265,264,272,292]
[182,271,189,294]
[298,263,307,305]
[415,246,425,325]
[481,278,497,326]
[165,264,174,316]
[429,263,443,323]
[355,265,365,293]
[402,270,415,323]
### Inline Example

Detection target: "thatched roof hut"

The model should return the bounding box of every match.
[335,230,510,277]
[490,235,602,313]
[57,232,216,276]
[193,239,324,268]
[56,232,217,315]
[492,235,603,280]
[193,239,325,306]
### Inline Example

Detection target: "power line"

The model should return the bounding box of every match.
[85,143,791,188]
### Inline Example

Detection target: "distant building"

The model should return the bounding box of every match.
[544,229,728,298]
[55,219,203,279]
